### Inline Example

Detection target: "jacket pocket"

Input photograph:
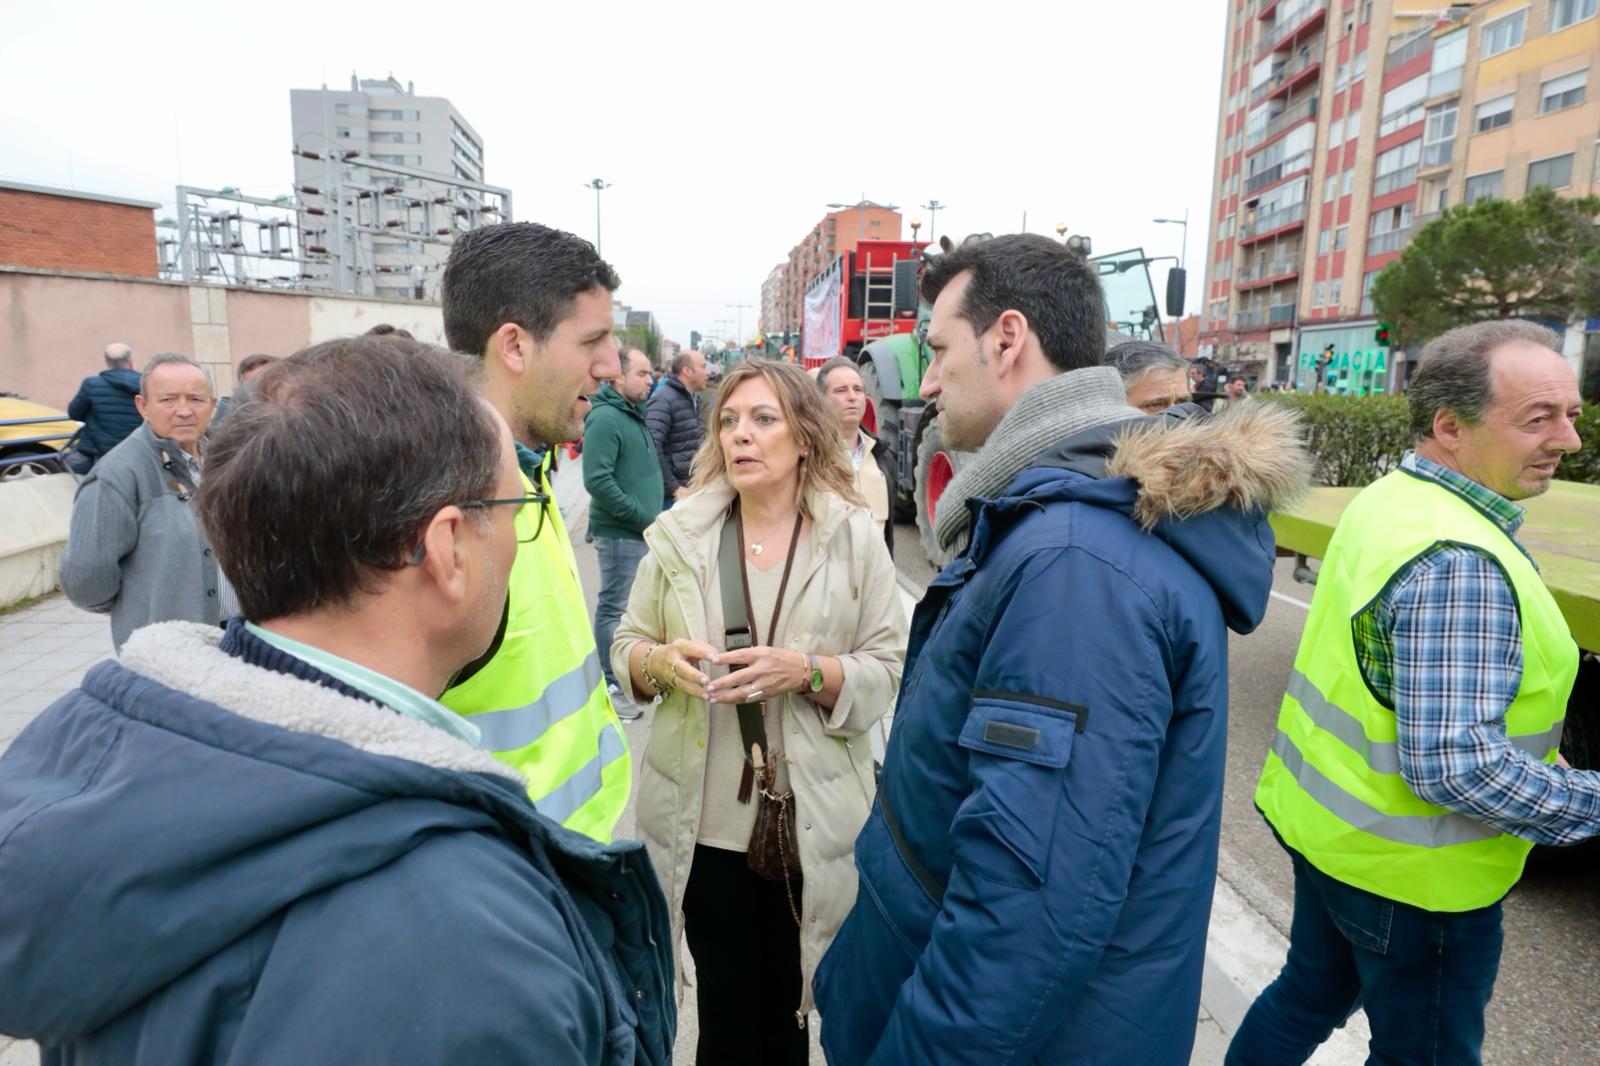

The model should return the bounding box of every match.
[950,694,1082,890]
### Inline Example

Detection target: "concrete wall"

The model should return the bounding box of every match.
[0,474,77,610]
[0,268,445,410]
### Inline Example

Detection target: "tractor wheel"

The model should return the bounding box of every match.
[859,359,914,521]
[914,418,969,565]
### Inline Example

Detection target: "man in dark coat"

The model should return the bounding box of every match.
[813,234,1310,1065]
[66,342,142,471]
[0,336,674,1066]
[646,348,707,507]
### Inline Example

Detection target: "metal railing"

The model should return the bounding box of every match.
[1367,226,1412,256]
[1250,47,1323,104]
[1245,151,1311,194]
[0,415,80,477]
[1258,0,1327,54]
[1237,258,1301,284]
[1242,202,1309,238]
[1247,94,1320,149]
[1387,28,1431,66]
[1235,302,1298,329]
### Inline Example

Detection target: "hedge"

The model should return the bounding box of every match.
[1258,393,1600,488]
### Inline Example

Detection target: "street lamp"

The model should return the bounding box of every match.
[583,177,611,256]
[910,218,922,241]
[1055,222,1068,239]
[921,200,947,241]
[727,302,753,347]
[1153,211,1188,272]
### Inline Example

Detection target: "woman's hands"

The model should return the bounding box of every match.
[646,638,717,700]
[706,646,807,705]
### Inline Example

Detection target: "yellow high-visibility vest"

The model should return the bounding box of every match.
[1256,469,1578,911]
[442,467,631,843]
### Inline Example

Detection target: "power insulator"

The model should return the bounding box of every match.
[307,245,328,254]
[305,207,326,216]
[298,185,321,196]
[297,150,322,160]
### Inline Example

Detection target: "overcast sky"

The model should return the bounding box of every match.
[2,1,1226,346]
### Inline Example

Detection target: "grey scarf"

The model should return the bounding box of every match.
[933,366,1140,562]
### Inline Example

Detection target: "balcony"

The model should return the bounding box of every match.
[1250,47,1323,105]
[1246,94,1319,151]
[1367,227,1412,256]
[1258,0,1327,56]
[1235,302,1298,329]
[1414,210,1442,230]
[1372,165,1417,197]
[1241,202,1309,241]
[1235,256,1299,286]
[1420,138,1453,170]
[1244,151,1311,195]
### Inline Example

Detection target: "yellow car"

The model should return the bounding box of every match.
[0,394,80,478]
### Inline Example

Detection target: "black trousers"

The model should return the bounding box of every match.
[681,844,808,1066]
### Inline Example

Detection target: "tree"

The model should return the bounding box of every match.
[1370,186,1600,344]
[616,322,661,362]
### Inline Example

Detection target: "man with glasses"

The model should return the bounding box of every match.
[59,352,222,649]
[0,335,674,1065]
[438,222,632,844]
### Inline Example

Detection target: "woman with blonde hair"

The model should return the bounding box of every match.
[611,358,907,1064]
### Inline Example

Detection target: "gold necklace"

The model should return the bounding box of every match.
[747,516,796,556]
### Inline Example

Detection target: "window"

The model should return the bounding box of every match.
[1551,0,1597,32]
[1343,168,1355,195]
[335,126,350,138]
[1422,102,1457,166]
[1374,141,1421,196]
[1326,115,1344,148]
[1540,69,1588,113]
[1313,280,1328,307]
[1367,203,1415,255]
[1331,278,1343,306]
[1336,63,1349,90]
[372,153,422,166]
[1528,153,1575,190]
[1474,94,1514,132]
[1379,75,1428,136]
[1324,174,1339,201]
[1481,10,1526,58]
[1333,226,1348,251]
[370,131,421,144]
[334,103,349,116]
[369,108,421,121]
[1361,270,1379,314]
[1464,170,1503,203]
[1352,52,1367,83]
[1429,27,1467,96]
[1318,228,1332,253]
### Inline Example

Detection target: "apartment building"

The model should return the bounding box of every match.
[760,263,786,335]
[290,75,490,300]
[778,203,903,336]
[1200,0,1598,393]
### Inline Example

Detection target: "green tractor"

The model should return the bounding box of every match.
[854,235,1180,563]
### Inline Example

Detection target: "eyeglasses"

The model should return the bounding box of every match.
[407,491,552,565]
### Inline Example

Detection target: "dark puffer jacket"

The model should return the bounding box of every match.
[645,376,703,497]
[67,367,143,459]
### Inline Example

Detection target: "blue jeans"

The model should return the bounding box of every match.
[593,536,648,688]
[1226,843,1504,1066]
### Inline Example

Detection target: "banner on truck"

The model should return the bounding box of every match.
[801,259,843,368]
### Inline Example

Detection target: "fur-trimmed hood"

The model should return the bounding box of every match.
[974,401,1310,635]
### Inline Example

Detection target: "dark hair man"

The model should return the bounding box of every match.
[213,354,279,427]
[648,347,708,507]
[66,341,142,471]
[583,346,663,719]
[59,353,220,648]
[1230,320,1593,1065]
[1104,340,1194,414]
[365,322,415,339]
[438,221,632,843]
[816,355,895,556]
[814,233,1310,1065]
[0,336,674,1065]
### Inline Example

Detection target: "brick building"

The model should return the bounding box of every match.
[0,181,159,278]
[1199,0,1599,391]
[760,263,786,335]
[777,202,902,335]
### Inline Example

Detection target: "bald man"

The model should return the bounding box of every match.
[67,343,143,472]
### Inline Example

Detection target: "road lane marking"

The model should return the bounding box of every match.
[1270,590,1311,611]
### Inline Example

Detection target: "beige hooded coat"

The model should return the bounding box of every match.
[610,481,908,1015]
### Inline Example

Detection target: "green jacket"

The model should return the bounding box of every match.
[583,383,664,540]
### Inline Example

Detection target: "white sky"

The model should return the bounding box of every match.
[1,0,1226,346]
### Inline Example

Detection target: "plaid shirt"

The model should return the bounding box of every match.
[1351,452,1600,846]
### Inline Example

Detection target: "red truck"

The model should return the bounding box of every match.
[799,239,928,369]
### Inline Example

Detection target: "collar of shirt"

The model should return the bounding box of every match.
[514,441,546,483]
[847,431,867,471]
[244,622,482,747]
[1401,450,1524,537]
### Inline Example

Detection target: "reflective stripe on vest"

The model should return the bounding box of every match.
[441,468,631,843]
[1255,469,1579,911]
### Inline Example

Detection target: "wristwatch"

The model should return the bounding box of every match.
[805,653,824,694]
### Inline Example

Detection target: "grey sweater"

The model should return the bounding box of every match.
[58,423,221,649]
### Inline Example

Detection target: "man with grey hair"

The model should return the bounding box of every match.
[1230,319,1595,1065]
[66,342,142,472]
[60,352,221,648]
[1103,340,1193,415]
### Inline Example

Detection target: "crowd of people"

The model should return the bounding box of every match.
[0,220,1592,1066]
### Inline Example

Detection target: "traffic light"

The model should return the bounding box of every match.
[690,330,701,349]
[1375,323,1393,346]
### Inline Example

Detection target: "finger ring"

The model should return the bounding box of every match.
[747,688,764,702]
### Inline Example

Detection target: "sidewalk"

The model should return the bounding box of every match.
[0,461,1367,1065]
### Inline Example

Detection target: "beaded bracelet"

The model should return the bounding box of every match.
[640,641,675,695]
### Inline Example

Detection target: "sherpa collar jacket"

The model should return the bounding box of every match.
[814,402,1310,1066]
